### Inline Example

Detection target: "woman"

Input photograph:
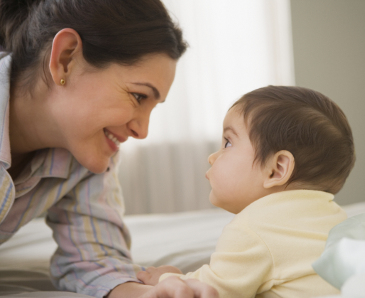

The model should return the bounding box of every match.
[0,0,218,297]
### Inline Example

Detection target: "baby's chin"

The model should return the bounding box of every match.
[208,192,241,214]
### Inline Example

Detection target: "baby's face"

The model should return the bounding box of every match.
[205,107,269,214]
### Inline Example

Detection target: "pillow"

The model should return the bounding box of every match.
[312,213,365,289]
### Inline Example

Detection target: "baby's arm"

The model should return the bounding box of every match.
[137,265,183,286]
[160,218,273,298]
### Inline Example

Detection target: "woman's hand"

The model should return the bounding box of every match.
[107,277,219,298]
[137,266,183,286]
[140,276,219,298]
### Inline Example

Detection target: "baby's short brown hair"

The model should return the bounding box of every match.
[232,85,355,194]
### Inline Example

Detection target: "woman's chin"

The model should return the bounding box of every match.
[77,155,110,174]
[88,164,109,174]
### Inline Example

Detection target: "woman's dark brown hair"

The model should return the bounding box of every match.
[0,0,187,88]
[232,85,355,194]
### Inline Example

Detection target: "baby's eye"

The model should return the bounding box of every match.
[224,139,232,148]
[132,93,147,103]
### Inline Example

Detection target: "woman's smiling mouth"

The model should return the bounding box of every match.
[104,129,126,151]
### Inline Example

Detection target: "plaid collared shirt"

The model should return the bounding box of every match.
[0,54,141,297]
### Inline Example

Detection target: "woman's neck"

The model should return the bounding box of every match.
[9,80,57,157]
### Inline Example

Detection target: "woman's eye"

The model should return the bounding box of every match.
[224,139,232,148]
[132,93,147,103]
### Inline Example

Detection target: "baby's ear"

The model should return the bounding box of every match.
[263,150,295,189]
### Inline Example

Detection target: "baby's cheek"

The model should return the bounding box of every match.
[215,173,234,194]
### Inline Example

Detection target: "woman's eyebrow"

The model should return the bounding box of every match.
[132,82,161,100]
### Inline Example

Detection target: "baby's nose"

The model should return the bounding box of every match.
[208,152,218,165]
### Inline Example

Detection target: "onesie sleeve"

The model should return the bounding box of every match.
[46,154,141,298]
[160,215,274,298]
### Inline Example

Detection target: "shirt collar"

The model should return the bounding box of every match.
[33,148,74,179]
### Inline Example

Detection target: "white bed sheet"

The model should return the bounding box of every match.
[0,208,234,296]
[0,203,364,297]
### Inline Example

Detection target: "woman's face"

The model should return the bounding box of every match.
[50,54,177,173]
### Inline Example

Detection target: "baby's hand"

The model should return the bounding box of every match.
[137,265,183,286]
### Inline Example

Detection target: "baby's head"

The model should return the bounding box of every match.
[206,85,355,214]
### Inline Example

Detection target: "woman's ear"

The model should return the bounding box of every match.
[49,28,83,86]
[263,150,295,189]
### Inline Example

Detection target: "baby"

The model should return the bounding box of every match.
[137,86,355,298]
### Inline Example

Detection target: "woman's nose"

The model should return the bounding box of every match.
[208,152,218,165]
[128,112,150,139]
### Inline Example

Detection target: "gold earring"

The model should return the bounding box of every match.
[60,79,66,85]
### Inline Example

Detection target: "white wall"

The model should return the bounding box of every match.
[290,0,365,205]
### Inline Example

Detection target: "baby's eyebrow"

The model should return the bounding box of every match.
[223,126,239,137]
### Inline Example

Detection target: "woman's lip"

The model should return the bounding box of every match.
[105,135,119,152]
[104,129,127,143]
